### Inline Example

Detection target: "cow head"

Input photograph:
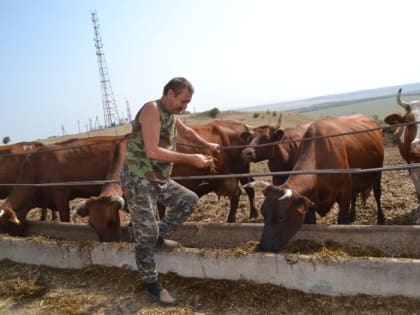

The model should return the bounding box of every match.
[258,185,314,252]
[384,88,420,162]
[72,195,125,242]
[0,207,22,235]
[241,126,284,163]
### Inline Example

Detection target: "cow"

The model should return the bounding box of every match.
[172,119,257,223]
[71,120,257,242]
[0,135,127,236]
[246,114,384,252]
[71,135,129,242]
[241,124,309,185]
[384,89,420,204]
[0,141,56,221]
[240,121,374,222]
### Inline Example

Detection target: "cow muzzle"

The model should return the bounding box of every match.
[411,140,420,156]
[241,148,256,162]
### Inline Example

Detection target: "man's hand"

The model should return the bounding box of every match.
[190,154,214,168]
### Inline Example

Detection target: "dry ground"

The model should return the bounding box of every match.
[2,113,420,314]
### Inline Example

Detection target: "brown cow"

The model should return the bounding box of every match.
[71,135,129,241]
[0,135,126,236]
[384,88,420,205]
[240,122,372,222]
[241,124,309,185]
[0,141,56,221]
[173,120,256,223]
[249,114,384,252]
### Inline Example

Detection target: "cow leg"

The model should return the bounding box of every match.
[239,177,258,219]
[350,192,357,223]
[373,174,384,225]
[227,195,240,223]
[337,195,351,224]
[51,210,58,221]
[53,191,71,222]
[304,206,316,224]
[40,208,58,221]
[40,208,48,221]
[409,168,420,201]
[58,207,70,222]
[223,179,242,223]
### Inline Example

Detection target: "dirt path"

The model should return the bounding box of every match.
[1,259,419,315]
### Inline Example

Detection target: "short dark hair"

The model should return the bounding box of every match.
[163,77,194,96]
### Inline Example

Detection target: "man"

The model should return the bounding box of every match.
[120,77,220,305]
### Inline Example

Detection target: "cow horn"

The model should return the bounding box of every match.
[278,188,293,200]
[110,195,125,209]
[275,112,283,128]
[397,88,410,111]
[241,181,271,189]
[0,209,20,225]
[11,216,20,225]
[71,200,86,222]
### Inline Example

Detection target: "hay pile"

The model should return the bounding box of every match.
[1,259,419,315]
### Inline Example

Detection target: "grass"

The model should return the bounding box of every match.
[301,93,420,119]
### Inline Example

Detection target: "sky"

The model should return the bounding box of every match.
[1,0,420,143]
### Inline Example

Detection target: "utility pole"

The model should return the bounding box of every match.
[91,11,120,128]
[94,116,101,129]
[126,98,132,123]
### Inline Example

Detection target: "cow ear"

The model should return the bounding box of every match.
[273,129,284,141]
[240,131,253,143]
[384,113,403,126]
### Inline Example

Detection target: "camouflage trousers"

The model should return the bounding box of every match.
[120,165,199,283]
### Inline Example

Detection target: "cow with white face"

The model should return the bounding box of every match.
[242,114,384,252]
[384,89,420,205]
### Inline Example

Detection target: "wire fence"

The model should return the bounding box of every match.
[0,162,419,187]
[0,118,418,187]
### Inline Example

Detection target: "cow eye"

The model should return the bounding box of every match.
[259,135,270,144]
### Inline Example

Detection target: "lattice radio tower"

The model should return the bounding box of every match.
[91,11,120,127]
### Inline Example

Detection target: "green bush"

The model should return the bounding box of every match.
[2,136,10,144]
[208,107,220,118]
[253,112,260,118]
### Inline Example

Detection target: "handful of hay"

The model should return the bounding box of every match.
[207,155,218,174]
[199,155,218,186]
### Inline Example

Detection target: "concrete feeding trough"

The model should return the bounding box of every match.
[1,221,419,298]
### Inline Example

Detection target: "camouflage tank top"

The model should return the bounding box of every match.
[125,100,176,183]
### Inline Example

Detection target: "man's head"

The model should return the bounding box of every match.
[163,77,194,96]
[162,77,194,114]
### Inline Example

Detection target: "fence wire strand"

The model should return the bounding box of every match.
[1,163,419,187]
[1,118,419,187]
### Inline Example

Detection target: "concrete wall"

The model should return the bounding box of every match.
[24,221,420,256]
[1,235,419,298]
